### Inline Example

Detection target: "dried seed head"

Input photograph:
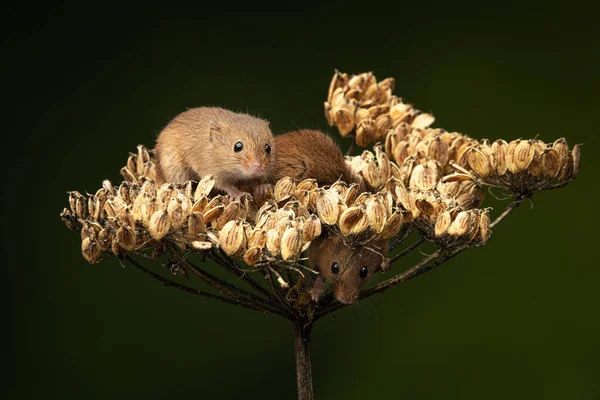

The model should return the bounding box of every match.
[191,241,212,251]
[148,210,171,240]
[97,227,113,251]
[141,179,157,197]
[203,204,225,224]
[243,246,262,266]
[572,144,582,178]
[119,208,136,231]
[411,113,435,129]
[491,139,508,175]
[219,220,245,256]
[333,101,356,137]
[142,197,161,228]
[362,159,381,189]
[428,136,449,166]
[356,118,376,147]
[281,227,303,261]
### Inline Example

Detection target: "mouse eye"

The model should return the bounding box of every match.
[265,144,271,154]
[359,266,368,278]
[330,262,339,274]
[234,141,244,152]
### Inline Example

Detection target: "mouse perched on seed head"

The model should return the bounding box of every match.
[272,129,365,191]
[154,107,275,199]
[308,232,388,304]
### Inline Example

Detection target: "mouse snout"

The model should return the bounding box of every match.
[246,160,264,171]
[333,284,359,305]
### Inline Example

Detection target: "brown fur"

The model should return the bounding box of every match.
[272,130,364,190]
[308,233,388,304]
[154,107,275,198]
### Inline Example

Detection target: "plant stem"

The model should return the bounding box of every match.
[292,321,314,400]
[390,237,425,263]
[345,141,355,156]
[126,256,281,316]
[491,195,529,228]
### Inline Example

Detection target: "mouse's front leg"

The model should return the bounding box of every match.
[310,275,325,301]
[219,182,251,202]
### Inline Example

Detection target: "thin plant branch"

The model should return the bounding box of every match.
[126,256,281,316]
[389,226,415,251]
[390,237,425,264]
[345,141,355,156]
[168,246,285,315]
[209,249,280,305]
[266,270,298,318]
[491,195,530,228]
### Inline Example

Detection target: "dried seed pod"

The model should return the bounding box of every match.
[447,211,470,236]
[119,208,136,231]
[427,136,449,166]
[415,198,436,217]
[361,159,380,189]
[552,138,569,160]
[281,227,303,261]
[141,179,157,197]
[356,118,376,147]
[434,210,452,236]
[316,189,340,225]
[468,148,491,178]
[118,182,132,204]
[120,167,136,182]
[479,211,491,244]
[366,196,387,233]
[188,212,206,238]
[132,192,149,222]
[158,184,177,205]
[344,183,360,205]
[97,227,113,251]
[216,201,242,230]
[339,206,366,236]
[191,241,212,251]
[148,210,171,240]
[81,237,101,264]
[540,149,561,178]
[219,220,245,256]
[411,113,435,129]
[142,196,161,228]
[203,204,225,224]
[380,210,403,239]
[491,139,508,175]
[514,140,535,171]
[324,101,333,125]
[409,160,440,190]
[248,229,267,249]
[572,144,582,178]
[333,100,357,137]
[266,229,281,256]
[296,178,318,193]
[328,69,349,102]
[194,175,216,201]
[243,247,262,266]
[104,196,127,219]
[274,177,297,201]
[302,215,322,242]
[117,226,136,251]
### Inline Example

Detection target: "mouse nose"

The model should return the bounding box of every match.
[248,161,263,171]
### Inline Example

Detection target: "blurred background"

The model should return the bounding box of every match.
[5,1,598,399]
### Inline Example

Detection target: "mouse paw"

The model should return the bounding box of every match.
[226,188,252,202]
[253,183,273,199]
[310,276,324,302]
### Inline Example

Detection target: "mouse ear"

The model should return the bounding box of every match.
[209,121,222,142]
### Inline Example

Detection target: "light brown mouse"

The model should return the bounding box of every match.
[272,129,365,190]
[154,107,275,199]
[308,232,388,304]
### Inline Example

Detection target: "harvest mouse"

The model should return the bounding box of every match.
[154,107,275,199]
[272,129,365,190]
[308,232,388,304]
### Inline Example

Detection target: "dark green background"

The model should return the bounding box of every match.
[6,2,599,399]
